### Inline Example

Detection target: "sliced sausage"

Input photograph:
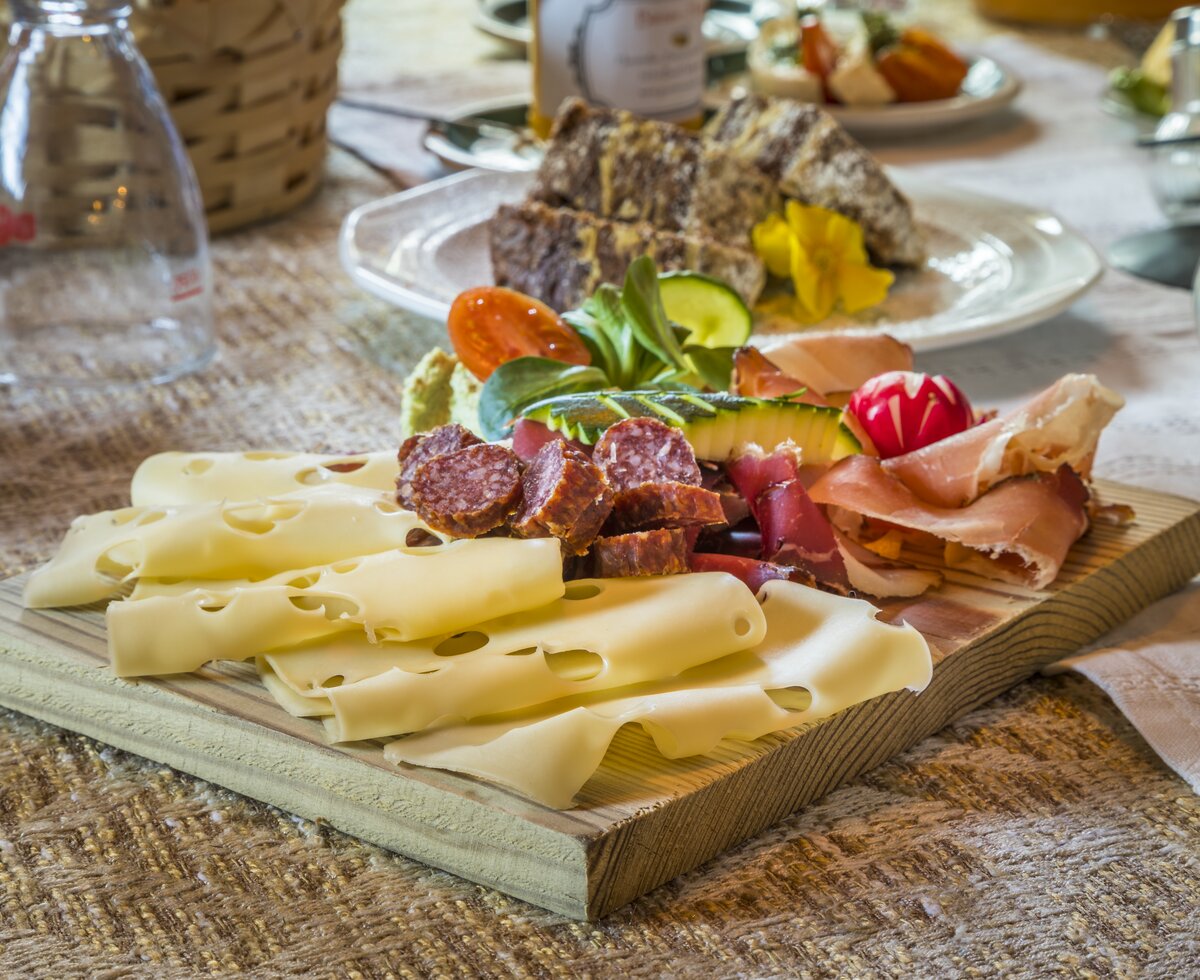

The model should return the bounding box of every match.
[606,482,727,533]
[592,528,690,578]
[592,417,701,493]
[396,424,482,508]
[411,443,521,538]
[510,440,613,554]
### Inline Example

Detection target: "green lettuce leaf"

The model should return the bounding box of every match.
[478,357,610,440]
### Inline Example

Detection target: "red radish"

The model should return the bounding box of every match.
[847,371,974,459]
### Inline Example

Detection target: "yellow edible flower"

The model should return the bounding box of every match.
[752,201,894,323]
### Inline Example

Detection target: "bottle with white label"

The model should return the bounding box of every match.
[529,0,707,138]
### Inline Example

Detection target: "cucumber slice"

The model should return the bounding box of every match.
[658,272,753,349]
[521,390,861,462]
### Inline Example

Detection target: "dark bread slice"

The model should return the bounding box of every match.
[489,200,766,312]
[530,99,780,245]
[705,94,925,268]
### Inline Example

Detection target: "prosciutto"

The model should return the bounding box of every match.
[731,347,828,404]
[881,373,1123,508]
[809,455,1090,590]
[750,333,914,400]
[835,530,941,598]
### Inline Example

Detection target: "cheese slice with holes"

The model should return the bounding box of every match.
[105,537,565,677]
[256,658,332,718]
[23,485,425,608]
[261,574,768,743]
[383,580,932,808]
[130,451,399,506]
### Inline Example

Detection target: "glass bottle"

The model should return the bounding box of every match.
[0,0,214,387]
[1147,7,1200,224]
[529,0,707,139]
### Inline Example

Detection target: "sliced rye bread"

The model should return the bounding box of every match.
[705,94,925,268]
[489,200,766,312]
[530,99,780,246]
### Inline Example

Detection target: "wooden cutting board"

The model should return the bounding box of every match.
[1,479,1198,920]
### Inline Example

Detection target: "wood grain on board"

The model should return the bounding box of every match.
[0,479,1198,920]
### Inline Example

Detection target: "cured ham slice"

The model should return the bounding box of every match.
[881,373,1123,508]
[689,553,804,592]
[511,418,591,462]
[835,530,941,598]
[731,348,828,404]
[809,455,1090,590]
[725,448,850,591]
[750,333,914,400]
[757,482,849,590]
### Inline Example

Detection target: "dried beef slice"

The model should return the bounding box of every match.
[592,528,690,578]
[592,417,702,493]
[510,440,613,555]
[396,423,482,508]
[410,443,521,538]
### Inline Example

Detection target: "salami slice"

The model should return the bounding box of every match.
[606,482,727,533]
[592,528,690,578]
[510,440,613,554]
[592,417,702,493]
[396,424,482,508]
[411,443,521,538]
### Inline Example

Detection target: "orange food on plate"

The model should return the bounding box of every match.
[800,16,838,90]
[876,28,970,102]
[447,285,591,381]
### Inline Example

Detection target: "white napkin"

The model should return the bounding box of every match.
[1044,582,1200,794]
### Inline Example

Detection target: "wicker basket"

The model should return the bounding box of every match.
[1,0,346,235]
[136,0,346,233]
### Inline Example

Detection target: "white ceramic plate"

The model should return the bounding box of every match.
[830,56,1021,135]
[709,56,1022,137]
[338,168,1102,353]
[423,57,1021,174]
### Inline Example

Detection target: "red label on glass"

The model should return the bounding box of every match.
[0,206,36,245]
[171,268,203,303]
[14,212,35,242]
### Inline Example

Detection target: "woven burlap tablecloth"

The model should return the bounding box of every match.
[3,2,1199,976]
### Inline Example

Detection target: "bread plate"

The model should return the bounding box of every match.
[338,168,1102,353]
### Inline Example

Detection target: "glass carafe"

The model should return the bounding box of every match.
[1148,7,1200,224]
[0,0,214,387]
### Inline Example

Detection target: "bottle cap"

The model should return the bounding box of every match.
[1174,6,1200,47]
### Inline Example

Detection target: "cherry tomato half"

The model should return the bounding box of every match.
[447,286,591,381]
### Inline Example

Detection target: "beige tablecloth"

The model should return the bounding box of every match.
[2,6,1199,978]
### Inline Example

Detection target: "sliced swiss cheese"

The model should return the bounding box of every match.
[130,451,398,506]
[383,580,932,808]
[24,485,427,608]
[263,574,768,743]
[256,658,332,718]
[106,537,565,677]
